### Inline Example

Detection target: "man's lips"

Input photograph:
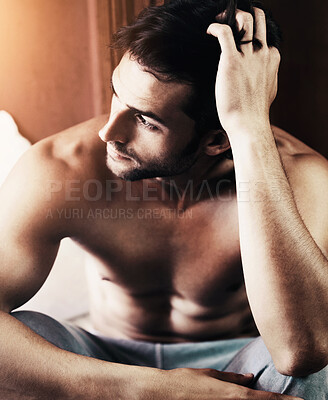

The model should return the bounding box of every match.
[107,146,132,161]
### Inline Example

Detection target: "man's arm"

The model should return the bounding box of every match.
[208,8,328,376]
[0,142,142,399]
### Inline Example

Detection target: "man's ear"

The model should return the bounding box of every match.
[203,129,231,156]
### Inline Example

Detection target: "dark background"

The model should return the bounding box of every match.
[264,0,328,157]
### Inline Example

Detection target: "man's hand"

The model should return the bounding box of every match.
[140,367,303,399]
[207,8,280,136]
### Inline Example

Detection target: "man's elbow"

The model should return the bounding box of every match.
[273,346,328,377]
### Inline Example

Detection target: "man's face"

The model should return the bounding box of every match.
[99,53,201,181]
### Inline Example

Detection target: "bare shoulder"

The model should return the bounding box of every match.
[0,115,110,240]
[272,125,328,188]
[2,114,109,178]
[36,114,109,179]
[273,126,328,256]
[2,114,110,199]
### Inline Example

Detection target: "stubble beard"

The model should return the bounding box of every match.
[106,134,201,181]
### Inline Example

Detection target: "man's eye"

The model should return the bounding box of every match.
[135,114,158,131]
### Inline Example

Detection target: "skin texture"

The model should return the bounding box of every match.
[0,7,326,400]
[207,8,328,376]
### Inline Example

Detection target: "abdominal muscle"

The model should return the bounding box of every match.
[86,266,259,343]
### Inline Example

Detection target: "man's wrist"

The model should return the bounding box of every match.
[126,365,168,400]
[227,121,273,150]
[66,359,160,400]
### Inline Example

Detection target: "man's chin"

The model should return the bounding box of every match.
[105,157,141,181]
[106,162,148,181]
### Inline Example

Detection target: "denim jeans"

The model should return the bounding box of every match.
[12,311,328,399]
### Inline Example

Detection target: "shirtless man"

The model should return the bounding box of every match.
[0,0,327,399]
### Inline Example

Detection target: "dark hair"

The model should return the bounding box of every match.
[112,0,281,136]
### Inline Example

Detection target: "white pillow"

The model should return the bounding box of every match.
[0,110,31,187]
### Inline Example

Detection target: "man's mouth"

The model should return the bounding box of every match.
[107,146,132,161]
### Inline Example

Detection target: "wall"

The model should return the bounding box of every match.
[0,0,95,143]
[264,0,328,157]
[0,0,157,143]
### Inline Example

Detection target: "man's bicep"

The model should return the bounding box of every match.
[0,235,60,312]
[0,146,63,311]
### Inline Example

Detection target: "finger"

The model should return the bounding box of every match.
[235,9,254,43]
[251,387,304,400]
[207,370,254,386]
[207,23,237,56]
[254,7,267,44]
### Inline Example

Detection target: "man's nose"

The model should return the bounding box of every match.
[98,111,130,143]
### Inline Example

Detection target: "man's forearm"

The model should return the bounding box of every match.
[0,311,152,399]
[229,127,328,375]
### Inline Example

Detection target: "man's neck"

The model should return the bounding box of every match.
[146,154,235,209]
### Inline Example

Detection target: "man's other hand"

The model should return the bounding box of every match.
[140,367,303,399]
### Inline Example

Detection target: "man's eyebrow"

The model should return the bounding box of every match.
[110,77,166,126]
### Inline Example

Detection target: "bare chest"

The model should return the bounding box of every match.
[74,197,243,306]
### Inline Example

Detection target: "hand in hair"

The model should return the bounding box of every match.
[207,7,281,138]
